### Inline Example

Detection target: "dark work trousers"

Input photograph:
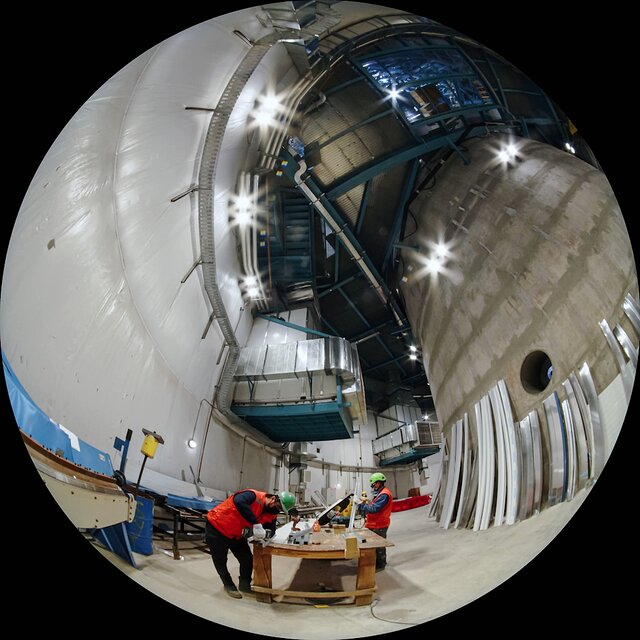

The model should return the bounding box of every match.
[205,522,253,587]
[369,527,388,568]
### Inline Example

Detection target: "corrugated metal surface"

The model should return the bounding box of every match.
[334,183,365,227]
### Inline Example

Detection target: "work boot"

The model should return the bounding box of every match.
[224,584,243,599]
[239,579,253,595]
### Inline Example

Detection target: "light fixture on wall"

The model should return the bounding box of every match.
[187,398,214,451]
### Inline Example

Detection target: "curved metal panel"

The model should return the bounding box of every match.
[472,400,485,532]
[623,292,640,336]
[561,398,577,501]
[577,363,605,479]
[613,324,638,370]
[542,392,566,506]
[529,410,543,514]
[498,380,520,525]
[488,386,506,527]
[600,319,634,401]
[454,413,471,529]
[459,411,479,529]
[561,377,590,491]
[441,420,461,529]
[480,394,495,530]
[516,416,534,521]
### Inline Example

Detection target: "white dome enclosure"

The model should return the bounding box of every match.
[2,3,636,638]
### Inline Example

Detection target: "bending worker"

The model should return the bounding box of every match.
[205,488,296,598]
[355,473,393,572]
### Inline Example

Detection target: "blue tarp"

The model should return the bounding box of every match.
[166,493,222,512]
[2,351,115,477]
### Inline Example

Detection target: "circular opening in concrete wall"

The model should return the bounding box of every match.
[520,350,553,393]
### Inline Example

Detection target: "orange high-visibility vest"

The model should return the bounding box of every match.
[207,489,272,539]
[365,486,393,529]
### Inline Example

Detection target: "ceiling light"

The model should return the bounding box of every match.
[252,93,282,129]
[409,345,418,352]
[244,275,258,287]
[235,195,252,211]
[434,241,449,259]
[388,87,401,99]
[409,354,418,361]
[187,439,198,449]
[424,256,444,274]
[247,286,260,298]
[497,142,519,164]
[235,210,251,226]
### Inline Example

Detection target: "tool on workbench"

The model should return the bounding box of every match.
[243,526,275,547]
[288,526,313,545]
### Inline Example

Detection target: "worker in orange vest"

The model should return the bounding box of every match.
[354,473,393,571]
[205,489,296,598]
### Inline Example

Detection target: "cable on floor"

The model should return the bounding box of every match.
[368,598,420,625]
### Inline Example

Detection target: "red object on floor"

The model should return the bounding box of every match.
[391,494,432,512]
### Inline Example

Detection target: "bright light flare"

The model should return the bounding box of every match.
[424,255,444,274]
[230,192,255,227]
[187,439,198,449]
[252,92,283,129]
[409,345,418,352]
[247,286,260,299]
[434,241,449,259]
[409,353,418,361]
[235,210,251,226]
[496,141,520,165]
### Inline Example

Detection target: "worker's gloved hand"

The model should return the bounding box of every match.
[352,494,362,505]
[252,523,266,540]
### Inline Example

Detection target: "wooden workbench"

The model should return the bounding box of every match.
[251,526,393,606]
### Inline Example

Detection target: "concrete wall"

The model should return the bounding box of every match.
[401,135,637,448]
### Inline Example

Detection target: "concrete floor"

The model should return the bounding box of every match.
[89,488,592,639]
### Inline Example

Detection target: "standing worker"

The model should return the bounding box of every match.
[355,473,393,572]
[205,488,296,598]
